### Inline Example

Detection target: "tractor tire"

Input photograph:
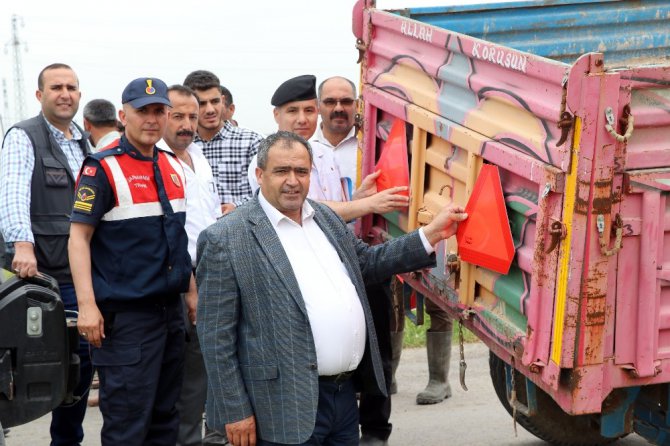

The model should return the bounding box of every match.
[489,351,621,446]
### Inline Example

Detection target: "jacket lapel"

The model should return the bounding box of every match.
[247,199,309,318]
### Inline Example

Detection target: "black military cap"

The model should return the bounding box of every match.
[271,75,317,107]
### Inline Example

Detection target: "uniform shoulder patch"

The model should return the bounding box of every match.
[73,184,97,214]
[82,166,97,176]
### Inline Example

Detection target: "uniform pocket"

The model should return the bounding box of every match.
[42,157,69,187]
[33,234,69,272]
[92,344,145,416]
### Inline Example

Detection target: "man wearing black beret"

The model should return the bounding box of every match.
[248,75,409,221]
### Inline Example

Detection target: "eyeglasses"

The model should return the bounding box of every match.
[321,98,356,107]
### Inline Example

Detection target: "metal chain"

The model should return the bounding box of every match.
[458,321,468,391]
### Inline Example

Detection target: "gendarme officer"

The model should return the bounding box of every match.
[68,77,192,446]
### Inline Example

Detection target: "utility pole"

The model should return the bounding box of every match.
[5,14,28,123]
[0,78,8,135]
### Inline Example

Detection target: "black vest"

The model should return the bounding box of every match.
[6,115,89,283]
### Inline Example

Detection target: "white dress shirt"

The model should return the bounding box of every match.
[248,142,345,202]
[94,130,121,152]
[160,140,222,265]
[258,191,365,375]
[311,126,359,200]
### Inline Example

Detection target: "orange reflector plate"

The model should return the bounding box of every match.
[375,119,409,196]
[456,164,515,274]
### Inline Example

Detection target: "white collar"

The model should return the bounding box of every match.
[258,190,314,228]
[312,125,356,148]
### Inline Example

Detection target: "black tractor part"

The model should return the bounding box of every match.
[0,273,79,428]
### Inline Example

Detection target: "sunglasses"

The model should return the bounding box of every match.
[321,98,355,107]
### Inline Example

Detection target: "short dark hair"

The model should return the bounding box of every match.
[257,131,313,169]
[183,70,221,92]
[168,84,198,101]
[38,63,75,91]
[83,99,116,127]
[220,85,234,107]
[317,76,357,99]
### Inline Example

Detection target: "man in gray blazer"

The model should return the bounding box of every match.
[196,131,467,446]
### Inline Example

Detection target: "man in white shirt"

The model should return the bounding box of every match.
[160,84,222,446]
[83,99,121,151]
[311,77,360,200]
[248,75,410,222]
[196,130,467,446]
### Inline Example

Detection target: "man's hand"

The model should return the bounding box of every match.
[352,171,381,201]
[422,205,468,246]
[185,274,198,325]
[222,203,236,215]
[367,186,410,214]
[225,415,256,446]
[12,241,38,278]
[77,301,105,348]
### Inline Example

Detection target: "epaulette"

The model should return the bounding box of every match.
[89,145,125,161]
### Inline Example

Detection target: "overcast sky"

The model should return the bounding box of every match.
[0,0,514,135]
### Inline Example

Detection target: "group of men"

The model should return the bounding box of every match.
[0,63,466,446]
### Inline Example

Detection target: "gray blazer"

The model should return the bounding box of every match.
[196,197,435,444]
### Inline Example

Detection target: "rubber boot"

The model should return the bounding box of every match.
[416,330,452,405]
[389,331,404,395]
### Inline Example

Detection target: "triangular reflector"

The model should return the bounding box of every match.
[375,119,409,197]
[456,164,515,274]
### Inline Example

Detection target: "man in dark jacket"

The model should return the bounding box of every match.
[0,62,91,446]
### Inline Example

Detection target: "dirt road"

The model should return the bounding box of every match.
[5,342,648,445]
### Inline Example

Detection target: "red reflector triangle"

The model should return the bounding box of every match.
[375,119,409,197]
[456,164,515,275]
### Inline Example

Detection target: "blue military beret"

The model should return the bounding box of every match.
[271,74,317,107]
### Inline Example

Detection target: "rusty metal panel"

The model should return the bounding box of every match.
[398,0,670,67]
[617,66,670,171]
[616,170,670,378]
[357,0,670,417]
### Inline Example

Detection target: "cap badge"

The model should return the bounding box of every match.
[145,79,156,95]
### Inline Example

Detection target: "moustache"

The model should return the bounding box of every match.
[330,111,349,120]
[281,186,301,193]
[176,130,194,137]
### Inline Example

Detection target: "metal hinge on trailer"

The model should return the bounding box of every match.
[596,213,623,257]
[546,220,567,254]
[556,72,573,147]
[605,106,634,143]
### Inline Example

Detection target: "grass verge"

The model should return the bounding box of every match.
[403,313,480,348]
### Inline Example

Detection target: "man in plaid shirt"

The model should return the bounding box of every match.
[184,70,262,214]
[0,63,92,445]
